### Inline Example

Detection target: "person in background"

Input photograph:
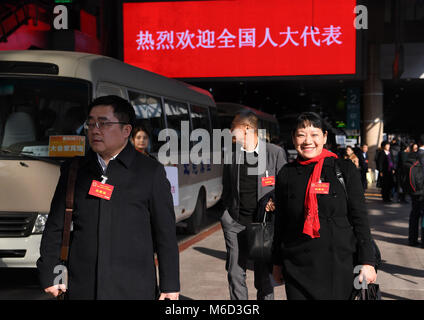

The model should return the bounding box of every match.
[410,143,419,153]
[376,141,396,203]
[358,144,369,190]
[131,124,156,160]
[272,112,376,300]
[397,143,410,204]
[344,146,360,169]
[408,135,424,248]
[335,144,345,159]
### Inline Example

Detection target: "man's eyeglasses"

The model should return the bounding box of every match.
[84,121,129,130]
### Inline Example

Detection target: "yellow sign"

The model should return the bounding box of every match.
[48,136,85,157]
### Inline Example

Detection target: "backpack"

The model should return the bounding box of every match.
[403,153,424,196]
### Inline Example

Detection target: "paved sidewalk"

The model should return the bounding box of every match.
[366,189,424,300]
[179,223,286,300]
[179,189,424,300]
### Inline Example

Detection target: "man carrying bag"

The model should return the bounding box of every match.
[37,95,180,300]
[220,111,286,300]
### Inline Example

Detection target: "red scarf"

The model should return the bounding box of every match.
[297,149,338,239]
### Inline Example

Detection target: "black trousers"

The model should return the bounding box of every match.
[220,210,274,300]
[361,169,368,190]
[381,173,394,202]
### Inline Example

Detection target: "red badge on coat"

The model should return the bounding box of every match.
[89,180,114,200]
[261,176,275,187]
[310,182,330,194]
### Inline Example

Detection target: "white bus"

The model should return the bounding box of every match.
[0,50,223,268]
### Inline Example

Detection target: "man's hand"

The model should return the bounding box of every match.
[265,199,275,212]
[159,292,179,300]
[44,284,67,298]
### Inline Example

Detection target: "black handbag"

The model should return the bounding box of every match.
[246,210,274,262]
[351,283,382,300]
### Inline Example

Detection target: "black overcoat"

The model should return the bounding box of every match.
[272,157,375,300]
[37,142,180,299]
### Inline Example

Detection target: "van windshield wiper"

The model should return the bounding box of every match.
[0,148,61,165]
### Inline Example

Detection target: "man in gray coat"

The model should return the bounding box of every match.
[220,111,287,300]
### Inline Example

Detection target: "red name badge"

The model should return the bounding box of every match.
[261,176,275,187]
[89,180,114,200]
[311,182,330,194]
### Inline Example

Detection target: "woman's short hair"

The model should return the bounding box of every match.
[132,123,151,139]
[292,112,326,136]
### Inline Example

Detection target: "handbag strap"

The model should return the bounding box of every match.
[60,158,80,262]
[334,160,348,200]
[262,210,267,223]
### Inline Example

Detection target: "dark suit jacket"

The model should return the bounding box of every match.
[221,141,287,224]
[37,142,180,299]
[376,150,395,174]
[272,158,375,300]
[358,151,368,172]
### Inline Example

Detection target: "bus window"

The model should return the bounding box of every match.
[0,77,89,157]
[128,90,165,153]
[97,82,125,98]
[209,107,221,130]
[190,105,211,133]
[164,100,189,149]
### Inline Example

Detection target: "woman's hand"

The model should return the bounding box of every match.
[44,284,67,298]
[159,292,179,300]
[272,265,284,285]
[359,264,377,285]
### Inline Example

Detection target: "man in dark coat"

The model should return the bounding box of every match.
[356,144,369,190]
[37,95,180,299]
[376,141,396,203]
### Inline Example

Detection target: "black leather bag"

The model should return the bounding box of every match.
[246,210,274,262]
[351,283,382,300]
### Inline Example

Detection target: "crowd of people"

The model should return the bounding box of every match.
[373,137,424,248]
[331,137,424,249]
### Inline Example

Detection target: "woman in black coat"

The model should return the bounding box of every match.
[272,112,377,300]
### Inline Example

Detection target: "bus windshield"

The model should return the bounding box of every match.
[0,77,91,159]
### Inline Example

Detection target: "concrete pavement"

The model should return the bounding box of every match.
[179,188,424,300]
[366,190,424,300]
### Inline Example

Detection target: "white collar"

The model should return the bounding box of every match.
[241,143,259,154]
[97,153,119,173]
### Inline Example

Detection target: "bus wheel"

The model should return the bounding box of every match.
[186,189,206,234]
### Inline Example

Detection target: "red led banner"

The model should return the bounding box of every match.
[123,0,357,78]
